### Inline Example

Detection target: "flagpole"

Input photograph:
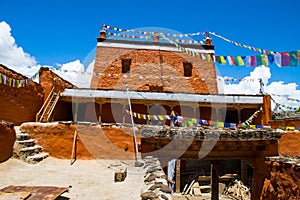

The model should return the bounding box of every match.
[125,84,143,167]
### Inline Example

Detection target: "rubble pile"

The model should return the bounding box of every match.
[223,180,251,200]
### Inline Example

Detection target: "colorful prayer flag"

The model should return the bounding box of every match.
[290,51,298,66]
[281,52,290,66]
[262,54,268,66]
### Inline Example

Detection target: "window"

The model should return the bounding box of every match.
[122,59,131,73]
[183,62,192,77]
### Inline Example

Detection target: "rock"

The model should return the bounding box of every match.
[145,174,157,182]
[141,192,159,200]
[114,168,127,182]
[160,194,169,200]
[159,185,172,193]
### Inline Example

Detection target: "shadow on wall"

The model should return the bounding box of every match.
[0,121,16,163]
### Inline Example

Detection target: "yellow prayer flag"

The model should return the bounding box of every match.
[249,125,256,129]
[237,56,245,66]
[286,126,295,131]
[192,118,197,123]
[220,56,226,64]
[217,122,224,127]
[262,54,269,66]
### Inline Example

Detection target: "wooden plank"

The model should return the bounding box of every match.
[185,180,195,195]
[0,186,68,200]
[0,191,31,200]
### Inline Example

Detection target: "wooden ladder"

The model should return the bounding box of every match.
[36,87,60,122]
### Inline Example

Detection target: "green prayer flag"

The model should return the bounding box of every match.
[290,51,298,67]
[256,55,262,66]
[8,77,12,86]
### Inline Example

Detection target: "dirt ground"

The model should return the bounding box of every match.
[0,157,145,200]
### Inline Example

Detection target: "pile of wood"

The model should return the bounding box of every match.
[223,180,251,200]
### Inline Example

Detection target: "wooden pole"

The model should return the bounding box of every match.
[122,104,126,125]
[71,102,79,165]
[211,161,219,200]
[262,95,272,125]
[175,159,181,193]
[70,130,78,165]
[98,103,102,124]
[237,107,242,124]
[125,85,140,163]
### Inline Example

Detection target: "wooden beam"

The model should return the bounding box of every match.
[175,159,181,193]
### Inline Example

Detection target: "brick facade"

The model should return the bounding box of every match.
[91,46,218,94]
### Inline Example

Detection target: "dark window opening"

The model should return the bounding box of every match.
[183,62,192,77]
[122,59,131,73]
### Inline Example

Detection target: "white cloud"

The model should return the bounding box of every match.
[0,21,37,73]
[219,65,300,110]
[51,60,94,87]
[0,21,91,86]
[219,65,271,95]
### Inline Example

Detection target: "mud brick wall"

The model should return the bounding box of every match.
[39,68,76,101]
[91,47,218,94]
[0,65,44,125]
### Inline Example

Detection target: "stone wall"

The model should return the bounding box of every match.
[91,47,218,94]
[0,65,44,125]
[141,156,172,200]
[0,120,16,163]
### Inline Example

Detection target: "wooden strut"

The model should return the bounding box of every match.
[70,130,78,165]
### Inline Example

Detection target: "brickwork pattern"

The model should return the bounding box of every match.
[91,47,218,94]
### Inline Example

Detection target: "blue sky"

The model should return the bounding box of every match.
[1,0,300,93]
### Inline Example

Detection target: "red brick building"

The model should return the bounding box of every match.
[60,28,268,126]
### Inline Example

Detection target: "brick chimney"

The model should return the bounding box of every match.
[152,32,160,42]
[100,23,106,39]
[205,31,212,46]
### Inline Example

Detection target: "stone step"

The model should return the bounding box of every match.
[14,126,21,134]
[26,152,49,163]
[19,145,42,157]
[16,133,30,141]
[16,139,35,147]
